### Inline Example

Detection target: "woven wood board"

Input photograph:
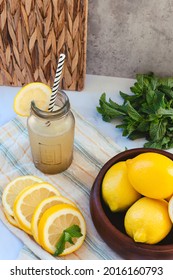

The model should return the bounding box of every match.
[0,0,88,91]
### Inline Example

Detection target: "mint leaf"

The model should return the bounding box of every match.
[64,232,74,244]
[126,101,142,121]
[159,77,173,88]
[158,85,173,99]
[137,120,150,132]
[54,234,65,256]
[65,224,83,238]
[157,107,173,116]
[53,225,83,256]
[149,119,167,141]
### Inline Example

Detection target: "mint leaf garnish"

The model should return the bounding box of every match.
[53,225,83,256]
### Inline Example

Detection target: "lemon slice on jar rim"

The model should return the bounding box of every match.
[13,82,52,117]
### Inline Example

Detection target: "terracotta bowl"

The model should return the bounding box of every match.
[90,148,173,260]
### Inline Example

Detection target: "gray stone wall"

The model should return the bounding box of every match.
[86,0,173,78]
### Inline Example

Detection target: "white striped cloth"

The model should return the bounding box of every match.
[0,110,123,260]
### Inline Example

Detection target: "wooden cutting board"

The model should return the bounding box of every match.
[0,0,88,91]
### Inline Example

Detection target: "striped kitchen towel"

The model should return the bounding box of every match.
[0,110,123,260]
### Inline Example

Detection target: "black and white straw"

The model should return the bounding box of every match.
[48,53,66,112]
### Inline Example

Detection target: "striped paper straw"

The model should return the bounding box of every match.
[48,53,66,112]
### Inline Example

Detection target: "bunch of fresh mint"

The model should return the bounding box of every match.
[97,73,173,149]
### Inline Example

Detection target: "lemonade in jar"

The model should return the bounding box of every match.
[27,90,75,174]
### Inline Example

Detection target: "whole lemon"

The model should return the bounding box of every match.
[124,197,172,244]
[168,195,173,223]
[126,152,173,199]
[102,161,141,212]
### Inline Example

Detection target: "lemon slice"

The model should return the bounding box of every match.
[13,82,52,117]
[31,195,76,243]
[2,175,43,217]
[38,204,86,256]
[168,195,173,223]
[3,208,31,234]
[13,183,60,234]
[3,208,19,228]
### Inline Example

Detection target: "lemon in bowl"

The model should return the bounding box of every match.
[102,161,141,212]
[126,152,173,199]
[124,197,172,244]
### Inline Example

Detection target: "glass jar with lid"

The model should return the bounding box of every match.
[27,90,75,174]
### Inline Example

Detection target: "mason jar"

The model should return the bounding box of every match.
[27,90,75,174]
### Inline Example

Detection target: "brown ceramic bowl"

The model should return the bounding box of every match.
[90,148,173,260]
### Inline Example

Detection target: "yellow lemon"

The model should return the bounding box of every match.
[2,175,43,217]
[126,152,173,199]
[13,82,52,117]
[124,197,172,244]
[168,195,173,223]
[38,204,86,256]
[102,161,141,212]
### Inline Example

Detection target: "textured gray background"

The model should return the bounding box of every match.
[86,0,173,78]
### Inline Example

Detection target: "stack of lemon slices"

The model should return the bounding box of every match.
[2,175,86,256]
